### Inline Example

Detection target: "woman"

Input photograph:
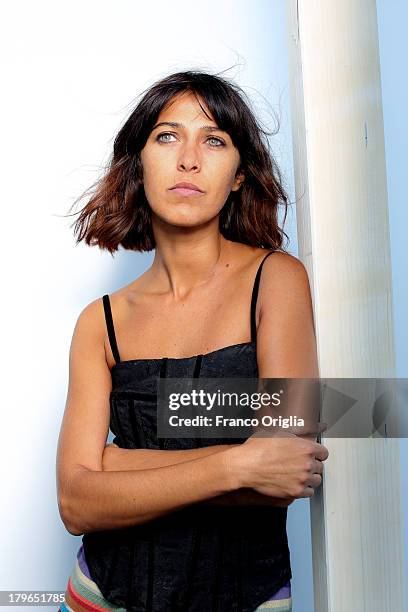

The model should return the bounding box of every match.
[56,69,329,612]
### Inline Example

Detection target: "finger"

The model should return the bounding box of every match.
[307,473,322,488]
[314,443,329,461]
[302,486,316,498]
[313,459,324,475]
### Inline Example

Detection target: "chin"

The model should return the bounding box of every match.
[155,208,216,226]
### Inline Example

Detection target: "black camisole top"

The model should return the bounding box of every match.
[81,250,292,612]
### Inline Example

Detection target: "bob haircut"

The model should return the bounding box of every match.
[70,69,290,254]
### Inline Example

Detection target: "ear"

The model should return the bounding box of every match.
[231,170,245,192]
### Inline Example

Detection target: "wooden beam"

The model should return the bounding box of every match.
[285,1,406,610]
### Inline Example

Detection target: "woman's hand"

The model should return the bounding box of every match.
[224,430,329,500]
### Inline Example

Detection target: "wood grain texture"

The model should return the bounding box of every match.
[285,1,405,610]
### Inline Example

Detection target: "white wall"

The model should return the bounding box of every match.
[0,1,314,611]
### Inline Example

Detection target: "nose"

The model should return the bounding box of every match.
[177,142,201,173]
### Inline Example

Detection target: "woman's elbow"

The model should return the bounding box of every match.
[57,465,98,536]
[58,494,84,536]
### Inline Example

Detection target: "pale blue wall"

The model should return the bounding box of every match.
[0,2,315,611]
[377,1,408,607]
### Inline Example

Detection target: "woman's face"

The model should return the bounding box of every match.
[140,91,244,227]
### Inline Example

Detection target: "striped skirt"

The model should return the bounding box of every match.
[58,545,292,612]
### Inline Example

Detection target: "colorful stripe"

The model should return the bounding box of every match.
[58,545,126,611]
[58,545,292,611]
[254,581,292,611]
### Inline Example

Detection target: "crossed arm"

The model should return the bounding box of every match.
[102,442,294,507]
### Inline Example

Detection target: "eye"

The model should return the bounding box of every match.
[155,132,226,147]
[156,132,176,143]
[206,136,225,147]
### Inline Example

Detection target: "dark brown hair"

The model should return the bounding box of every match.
[69,69,290,254]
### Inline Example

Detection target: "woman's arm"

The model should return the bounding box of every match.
[64,449,238,535]
[102,444,295,508]
[102,443,233,471]
[256,252,319,379]
[57,301,242,538]
[251,252,322,439]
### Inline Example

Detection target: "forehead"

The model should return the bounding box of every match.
[157,91,216,125]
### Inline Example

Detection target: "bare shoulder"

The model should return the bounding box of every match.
[73,296,106,339]
[67,297,110,372]
[262,249,308,274]
[258,250,312,305]
[74,271,149,347]
[234,245,306,275]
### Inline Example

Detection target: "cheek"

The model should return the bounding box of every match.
[214,165,239,195]
[210,152,239,181]
[142,148,172,183]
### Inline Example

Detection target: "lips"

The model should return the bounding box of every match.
[170,181,204,193]
[170,187,205,197]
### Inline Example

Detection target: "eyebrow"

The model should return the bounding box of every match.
[151,121,226,133]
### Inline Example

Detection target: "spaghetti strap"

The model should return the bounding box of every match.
[250,251,275,343]
[102,294,121,364]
